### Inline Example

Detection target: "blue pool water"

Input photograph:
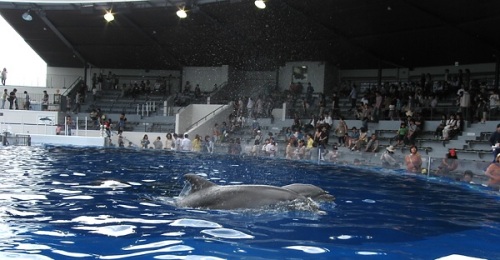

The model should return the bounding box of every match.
[0,146,499,259]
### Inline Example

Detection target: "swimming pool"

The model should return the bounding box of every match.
[0,146,499,259]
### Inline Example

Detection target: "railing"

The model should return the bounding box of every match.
[208,81,228,99]
[61,76,83,96]
[185,104,227,132]
[136,101,157,117]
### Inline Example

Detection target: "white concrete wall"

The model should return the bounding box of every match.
[186,105,234,139]
[47,67,84,89]
[278,61,326,93]
[175,104,231,135]
[340,62,496,82]
[340,68,408,81]
[182,65,229,92]
[47,66,183,90]
[29,134,105,146]
[0,110,61,125]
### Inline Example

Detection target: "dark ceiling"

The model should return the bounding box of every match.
[0,0,499,71]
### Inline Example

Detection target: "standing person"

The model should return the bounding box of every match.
[306,82,314,105]
[66,96,72,113]
[140,134,150,149]
[204,135,214,154]
[285,139,295,159]
[436,148,459,175]
[213,123,221,144]
[246,97,254,118]
[173,133,181,151]
[164,133,174,150]
[348,85,357,111]
[1,89,7,109]
[103,118,112,138]
[489,123,500,161]
[117,113,127,135]
[192,134,202,152]
[373,91,383,121]
[334,116,348,147]
[153,136,163,149]
[405,145,422,173]
[489,90,499,115]
[73,92,81,114]
[23,91,30,110]
[118,134,124,148]
[181,134,192,151]
[42,90,49,111]
[331,92,340,117]
[92,86,98,103]
[1,68,7,86]
[65,115,73,136]
[8,88,17,110]
[485,153,500,188]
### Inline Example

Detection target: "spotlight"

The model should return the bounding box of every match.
[22,10,33,21]
[176,9,187,19]
[104,11,114,22]
[254,0,266,9]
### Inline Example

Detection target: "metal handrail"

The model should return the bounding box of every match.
[61,76,83,96]
[208,81,228,98]
[185,103,227,132]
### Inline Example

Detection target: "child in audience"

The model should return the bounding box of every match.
[394,122,408,146]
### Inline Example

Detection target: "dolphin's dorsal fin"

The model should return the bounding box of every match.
[184,174,217,193]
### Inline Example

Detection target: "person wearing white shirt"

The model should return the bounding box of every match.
[324,113,333,127]
[265,141,277,157]
[181,134,192,151]
[173,133,182,151]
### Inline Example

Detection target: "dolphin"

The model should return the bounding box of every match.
[281,184,335,201]
[177,174,328,210]
[39,116,52,122]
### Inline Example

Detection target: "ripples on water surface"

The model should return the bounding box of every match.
[0,146,499,259]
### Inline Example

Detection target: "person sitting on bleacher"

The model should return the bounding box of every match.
[442,114,459,141]
[364,133,379,153]
[394,122,408,147]
[434,114,447,139]
[405,119,418,146]
[291,116,303,132]
[488,123,500,162]
[351,127,368,151]
[346,127,360,148]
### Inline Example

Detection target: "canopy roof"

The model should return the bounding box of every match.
[0,0,499,70]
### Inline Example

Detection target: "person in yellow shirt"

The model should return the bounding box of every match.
[192,134,202,152]
[305,133,315,159]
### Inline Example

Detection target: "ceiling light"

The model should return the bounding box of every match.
[22,10,33,21]
[176,9,187,19]
[104,11,114,22]
[255,0,266,9]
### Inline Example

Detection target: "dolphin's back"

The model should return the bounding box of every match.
[282,184,334,201]
[179,184,308,210]
[178,174,322,210]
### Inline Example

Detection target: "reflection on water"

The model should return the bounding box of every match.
[0,145,499,259]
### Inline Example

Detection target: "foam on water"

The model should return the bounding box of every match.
[200,228,254,239]
[284,246,329,254]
